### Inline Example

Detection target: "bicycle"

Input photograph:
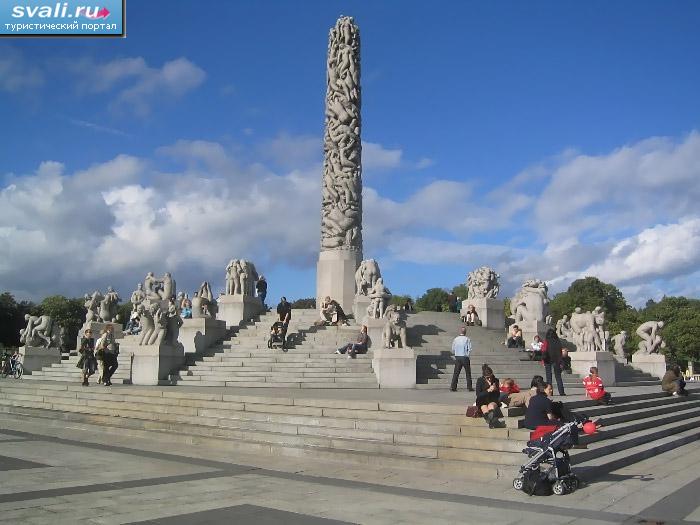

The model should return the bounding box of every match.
[1,354,23,379]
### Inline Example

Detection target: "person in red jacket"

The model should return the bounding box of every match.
[583,367,612,405]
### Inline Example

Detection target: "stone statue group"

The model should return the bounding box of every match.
[354,259,407,349]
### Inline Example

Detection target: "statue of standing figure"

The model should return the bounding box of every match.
[636,320,666,355]
[83,291,102,324]
[224,259,259,296]
[192,282,216,317]
[130,283,146,311]
[382,305,407,349]
[569,306,606,352]
[366,277,392,319]
[611,331,628,359]
[98,286,121,323]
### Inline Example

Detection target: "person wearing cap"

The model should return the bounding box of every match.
[256,275,268,308]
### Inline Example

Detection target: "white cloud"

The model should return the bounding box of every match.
[75,56,206,115]
[362,141,402,170]
[261,133,320,169]
[0,46,43,92]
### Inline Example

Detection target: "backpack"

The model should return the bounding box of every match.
[521,469,553,496]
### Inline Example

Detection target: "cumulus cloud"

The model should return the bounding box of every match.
[74,56,206,115]
[0,46,43,92]
[362,142,402,170]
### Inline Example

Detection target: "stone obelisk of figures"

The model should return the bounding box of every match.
[316,16,363,314]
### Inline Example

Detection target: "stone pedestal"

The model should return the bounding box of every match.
[509,320,550,347]
[569,351,616,386]
[372,347,416,388]
[217,295,262,328]
[362,317,386,349]
[317,249,360,316]
[461,298,504,330]
[126,341,186,386]
[19,346,61,374]
[632,353,667,379]
[179,318,227,355]
[353,295,371,321]
[75,321,123,350]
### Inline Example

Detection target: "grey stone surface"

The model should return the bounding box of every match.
[511,279,550,324]
[569,306,606,352]
[225,259,259,296]
[366,277,391,319]
[130,504,355,524]
[317,249,360,315]
[19,314,63,348]
[460,298,504,330]
[382,305,407,348]
[354,259,380,296]
[18,346,61,374]
[611,331,627,358]
[217,294,262,328]
[466,266,500,299]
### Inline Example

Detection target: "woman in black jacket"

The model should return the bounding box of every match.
[475,365,501,428]
[542,329,566,396]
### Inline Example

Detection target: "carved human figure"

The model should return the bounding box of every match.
[636,320,666,355]
[99,286,120,323]
[159,273,175,300]
[20,314,57,348]
[355,259,381,296]
[130,283,146,310]
[144,272,160,300]
[84,291,102,324]
[612,331,628,359]
[320,16,362,252]
[382,305,407,349]
[367,277,392,319]
[466,267,500,299]
[555,315,572,340]
[137,304,154,346]
[569,308,598,352]
[512,279,550,324]
[225,259,237,295]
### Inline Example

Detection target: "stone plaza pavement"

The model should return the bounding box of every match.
[0,384,698,524]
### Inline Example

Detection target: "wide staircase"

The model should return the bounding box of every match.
[5,309,697,482]
[408,312,659,389]
[169,309,378,388]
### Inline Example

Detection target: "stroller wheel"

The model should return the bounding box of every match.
[552,480,567,496]
[512,477,524,491]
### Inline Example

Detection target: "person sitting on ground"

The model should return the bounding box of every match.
[662,365,688,396]
[528,335,543,360]
[475,365,502,428]
[77,328,97,386]
[464,304,479,326]
[504,375,543,408]
[268,321,286,349]
[507,325,524,348]
[583,367,612,405]
[499,377,520,405]
[336,325,368,359]
[319,297,349,326]
[523,380,556,430]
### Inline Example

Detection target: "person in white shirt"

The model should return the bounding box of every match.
[450,326,474,391]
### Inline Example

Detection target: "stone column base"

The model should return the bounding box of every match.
[217,295,262,328]
[179,318,227,355]
[353,295,371,321]
[631,353,667,379]
[19,346,61,374]
[317,249,360,316]
[362,317,386,349]
[461,298,504,330]
[569,351,616,386]
[125,342,185,386]
[509,320,550,347]
[372,347,415,388]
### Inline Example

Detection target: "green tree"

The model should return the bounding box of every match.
[37,295,85,350]
[390,295,413,308]
[638,296,700,362]
[0,292,35,347]
[415,288,449,312]
[451,284,468,301]
[117,302,133,328]
[549,277,628,323]
[290,298,316,309]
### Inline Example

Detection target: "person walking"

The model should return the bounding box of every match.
[98,325,119,387]
[450,326,473,392]
[256,276,268,308]
[542,328,565,396]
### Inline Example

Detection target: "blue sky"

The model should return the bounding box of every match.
[1,1,700,306]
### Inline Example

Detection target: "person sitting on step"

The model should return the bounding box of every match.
[583,367,612,405]
[475,365,502,429]
[507,325,524,348]
[662,365,689,396]
[464,304,479,326]
[336,325,368,359]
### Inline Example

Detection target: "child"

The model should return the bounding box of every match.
[499,378,520,406]
[268,321,286,349]
[583,367,612,405]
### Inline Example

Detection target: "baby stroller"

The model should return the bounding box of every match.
[268,321,286,350]
[513,420,581,496]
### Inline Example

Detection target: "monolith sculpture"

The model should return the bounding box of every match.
[316,15,363,314]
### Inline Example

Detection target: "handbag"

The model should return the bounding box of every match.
[466,405,482,418]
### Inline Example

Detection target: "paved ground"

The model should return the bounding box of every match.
[0,411,698,525]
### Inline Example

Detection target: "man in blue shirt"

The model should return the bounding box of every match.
[450,326,474,391]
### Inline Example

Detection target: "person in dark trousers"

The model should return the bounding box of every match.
[276,297,292,340]
[450,326,473,392]
[542,328,565,396]
[98,324,118,387]
[524,380,556,430]
[256,276,268,308]
[475,365,501,428]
